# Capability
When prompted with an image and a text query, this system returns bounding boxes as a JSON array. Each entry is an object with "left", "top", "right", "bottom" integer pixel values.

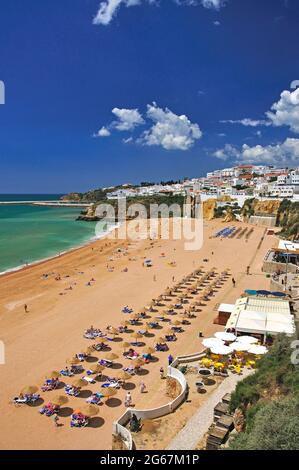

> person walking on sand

[
  {"left": 246, "top": 266, "right": 250, "bottom": 275},
  {"left": 140, "top": 382, "right": 146, "bottom": 394},
  {"left": 24, "top": 304, "right": 29, "bottom": 313},
  {"left": 232, "top": 277, "right": 236, "bottom": 288},
  {"left": 52, "top": 414, "right": 59, "bottom": 427},
  {"left": 125, "top": 391, "right": 132, "bottom": 407},
  {"left": 168, "top": 354, "right": 174, "bottom": 365},
  {"left": 160, "top": 367, "right": 164, "bottom": 379}
]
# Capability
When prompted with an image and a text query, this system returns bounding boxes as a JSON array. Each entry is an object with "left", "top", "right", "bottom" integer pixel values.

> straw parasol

[
  {"left": 107, "top": 327, "right": 119, "bottom": 336},
  {"left": 172, "top": 320, "right": 181, "bottom": 326},
  {"left": 72, "top": 378, "right": 88, "bottom": 388},
  {"left": 143, "top": 346, "right": 155, "bottom": 355},
  {"left": 131, "top": 332, "right": 143, "bottom": 340},
  {"left": 101, "top": 388, "right": 117, "bottom": 399},
  {"left": 21, "top": 385, "right": 38, "bottom": 395},
  {"left": 120, "top": 320, "right": 130, "bottom": 327},
  {"left": 131, "top": 358, "right": 144, "bottom": 367},
  {"left": 165, "top": 328, "right": 174, "bottom": 335},
  {"left": 67, "top": 357, "right": 81, "bottom": 365},
  {"left": 214, "top": 332, "right": 236, "bottom": 342},
  {"left": 105, "top": 352, "right": 119, "bottom": 361},
  {"left": 156, "top": 337, "right": 165, "bottom": 344},
  {"left": 81, "top": 404, "right": 100, "bottom": 417},
  {"left": 122, "top": 342, "right": 131, "bottom": 350},
  {"left": 89, "top": 364, "right": 105, "bottom": 374},
  {"left": 129, "top": 313, "right": 140, "bottom": 320},
  {"left": 85, "top": 346, "right": 95, "bottom": 355},
  {"left": 51, "top": 395, "right": 69, "bottom": 407},
  {"left": 46, "top": 371, "right": 61, "bottom": 379},
  {"left": 116, "top": 371, "right": 132, "bottom": 381}
]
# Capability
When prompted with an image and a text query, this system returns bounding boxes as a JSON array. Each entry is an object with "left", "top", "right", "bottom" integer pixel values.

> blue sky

[{"left": 0, "top": 0, "right": 299, "bottom": 193}]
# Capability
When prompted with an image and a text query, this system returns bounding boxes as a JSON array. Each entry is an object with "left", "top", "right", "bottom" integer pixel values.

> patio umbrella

[
  {"left": 81, "top": 404, "right": 99, "bottom": 418},
  {"left": 165, "top": 328, "right": 174, "bottom": 335},
  {"left": 122, "top": 342, "right": 131, "bottom": 349},
  {"left": 105, "top": 352, "right": 119, "bottom": 361},
  {"left": 131, "top": 332, "right": 143, "bottom": 340},
  {"left": 131, "top": 358, "right": 144, "bottom": 367},
  {"left": 46, "top": 371, "right": 61, "bottom": 379},
  {"left": 236, "top": 336, "right": 259, "bottom": 345},
  {"left": 230, "top": 342, "right": 250, "bottom": 352},
  {"left": 72, "top": 378, "right": 88, "bottom": 388},
  {"left": 51, "top": 395, "right": 69, "bottom": 407},
  {"left": 85, "top": 346, "right": 95, "bottom": 355},
  {"left": 172, "top": 320, "right": 181, "bottom": 326},
  {"left": 248, "top": 345, "right": 268, "bottom": 355},
  {"left": 202, "top": 338, "right": 224, "bottom": 349},
  {"left": 210, "top": 344, "right": 233, "bottom": 355},
  {"left": 107, "top": 327, "right": 119, "bottom": 336},
  {"left": 120, "top": 320, "right": 130, "bottom": 327},
  {"left": 143, "top": 346, "right": 155, "bottom": 355},
  {"left": 67, "top": 357, "right": 81, "bottom": 365},
  {"left": 21, "top": 385, "right": 38, "bottom": 395},
  {"left": 214, "top": 332, "right": 236, "bottom": 342},
  {"left": 156, "top": 337, "right": 165, "bottom": 344},
  {"left": 116, "top": 371, "right": 132, "bottom": 381},
  {"left": 101, "top": 388, "right": 117, "bottom": 398},
  {"left": 129, "top": 313, "right": 140, "bottom": 320},
  {"left": 89, "top": 364, "right": 105, "bottom": 374}
]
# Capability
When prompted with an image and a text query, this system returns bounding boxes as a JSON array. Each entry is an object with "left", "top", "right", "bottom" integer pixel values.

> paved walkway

[{"left": 166, "top": 370, "right": 253, "bottom": 450}]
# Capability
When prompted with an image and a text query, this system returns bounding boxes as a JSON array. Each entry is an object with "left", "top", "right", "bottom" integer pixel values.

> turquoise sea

[{"left": 0, "top": 195, "right": 105, "bottom": 273}]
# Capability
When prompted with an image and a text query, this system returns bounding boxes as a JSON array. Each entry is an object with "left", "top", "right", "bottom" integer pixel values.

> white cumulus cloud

[
  {"left": 140, "top": 102, "right": 202, "bottom": 150},
  {"left": 221, "top": 118, "right": 270, "bottom": 127},
  {"left": 111, "top": 107, "right": 144, "bottom": 131},
  {"left": 93, "top": 0, "right": 228, "bottom": 26},
  {"left": 266, "top": 87, "right": 299, "bottom": 134},
  {"left": 213, "top": 138, "right": 299, "bottom": 166},
  {"left": 94, "top": 126, "right": 111, "bottom": 137}
]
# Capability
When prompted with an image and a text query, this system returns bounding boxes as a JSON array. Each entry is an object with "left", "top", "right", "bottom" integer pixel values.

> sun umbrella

[
  {"left": 51, "top": 395, "right": 69, "bottom": 407},
  {"left": 107, "top": 327, "right": 119, "bottom": 335},
  {"left": 156, "top": 337, "right": 165, "bottom": 344},
  {"left": 81, "top": 404, "right": 99, "bottom": 417},
  {"left": 214, "top": 332, "right": 236, "bottom": 342},
  {"left": 131, "top": 332, "right": 143, "bottom": 340},
  {"left": 89, "top": 364, "right": 105, "bottom": 374},
  {"left": 165, "top": 328, "right": 175, "bottom": 335},
  {"left": 230, "top": 342, "right": 250, "bottom": 352},
  {"left": 129, "top": 313, "right": 140, "bottom": 320},
  {"left": 72, "top": 378, "right": 88, "bottom": 388},
  {"left": 210, "top": 344, "right": 233, "bottom": 355},
  {"left": 131, "top": 358, "right": 144, "bottom": 367},
  {"left": 116, "top": 371, "right": 132, "bottom": 381},
  {"left": 67, "top": 357, "right": 81, "bottom": 365},
  {"left": 202, "top": 338, "right": 224, "bottom": 349},
  {"left": 105, "top": 352, "right": 119, "bottom": 361},
  {"left": 101, "top": 388, "right": 117, "bottom": 398},
  {"left": 172, "top": 320, "right": 181, "bottom": 326},
  {"left": 21, "top": 385, "right": 38, "bottom": 395},
  {"left": 120, "top": 320, "right": 130, "bottom": 327},
  {"left": 85, "top": 346, "right": 95, "bottom": 355},
  {"left": 248, "top": 345, "right": 268, "bottom": 355},
  {"left": 122, "top": 342, "right": 131, "bottom": 349},
  {"left": 236, "top": 336, "right": 259, "bottom": 345},
  {"left": 143, "top": 346, "right": 155, "bottom": 355},
  {"left": 46, "top": 371, "right": 61, "bottom": 379}
]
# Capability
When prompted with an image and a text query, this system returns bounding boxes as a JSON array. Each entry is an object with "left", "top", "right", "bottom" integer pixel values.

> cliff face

[
  {"left": 253, "top": 200, "right": 281, "bottom": 216},
  {"left": 61, "top": 192, "right": 82, "bottom": 202},
  {"left": 203, "top": 199, "right": 217, "bottom": 220}
]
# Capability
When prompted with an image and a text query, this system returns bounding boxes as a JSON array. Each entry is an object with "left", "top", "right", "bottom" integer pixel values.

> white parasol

[{"left": 214, "top": 332, "right": 236, "bottom": 342}]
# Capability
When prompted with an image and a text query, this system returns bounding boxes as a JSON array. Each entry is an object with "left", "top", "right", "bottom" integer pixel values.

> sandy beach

[{"left": 0, "top": 219, "right": 276, "bottom": 450}]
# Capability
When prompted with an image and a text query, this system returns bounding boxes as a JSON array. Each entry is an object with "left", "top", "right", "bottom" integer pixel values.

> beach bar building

[{"left": 225, "top": 297, "right": 295, "bottom": 342}]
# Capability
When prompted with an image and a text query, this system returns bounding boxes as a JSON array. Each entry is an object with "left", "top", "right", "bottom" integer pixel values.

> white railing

[{"left": 112, "top": 349, "right": 206, "bottom": 450}]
